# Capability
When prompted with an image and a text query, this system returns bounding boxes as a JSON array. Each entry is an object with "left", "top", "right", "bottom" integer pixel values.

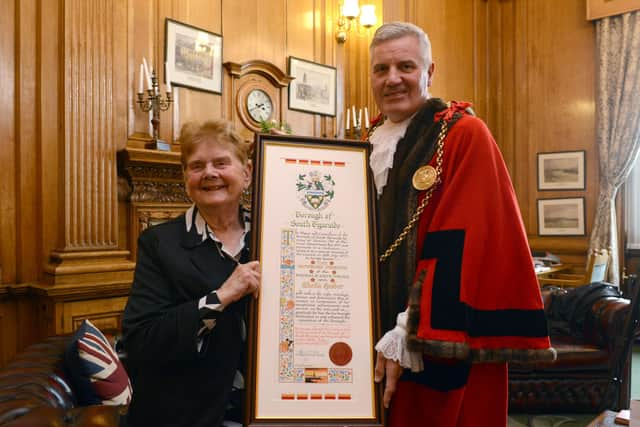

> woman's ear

[
  {"left": 244, "top": 159, "right": 253, "bottom": 186},
  {"left": 183, "top": 171, "right": 191, "bottom": 198}
]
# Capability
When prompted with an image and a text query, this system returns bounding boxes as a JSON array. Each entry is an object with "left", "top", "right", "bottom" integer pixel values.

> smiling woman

[
  {"left": 121, "top": 119, "right": 260, "bottom": 427},
  {"left": 181, "top": 121, "right": 252, "bottom": 236}
]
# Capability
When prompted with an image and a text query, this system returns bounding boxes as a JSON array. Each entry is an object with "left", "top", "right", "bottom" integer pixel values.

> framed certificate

[{"left": 247, "top": 134, "right": 382, "bottom": 427}]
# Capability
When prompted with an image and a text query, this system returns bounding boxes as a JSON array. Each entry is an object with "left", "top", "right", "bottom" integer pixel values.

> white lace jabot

[
  {"left": 374, "top": 309, "right": 423, "bottom": 372},
  {"left": 369, "top": 116, "right": 413, "bottom": 197}
]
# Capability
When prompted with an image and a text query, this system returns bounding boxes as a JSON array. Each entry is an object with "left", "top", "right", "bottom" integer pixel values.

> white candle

[
  {"left": 142, "top": 57, "right": 152, "bottom": 90},
  {"left": 346, "top": 108, "right": 350, "bottom": 130},
  {"left": 358, "top": 109, "right": 363, "bottom": 128},
  {"left": 351, "top": 105, "right": 357, "bottom": 127},
  {"left": 138, "top": 64, "right": 143, "bottom": 93},
  {"left": 364, "top": 107, "right": 369, "bottom": 129},
  {"left": 165, "top": 62, "right": 172, "bottom": 93}
]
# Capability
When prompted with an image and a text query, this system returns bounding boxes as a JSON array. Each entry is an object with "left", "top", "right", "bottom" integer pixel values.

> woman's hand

[{"left": 216, "top": 261, "right": 261, "bottom": 305}]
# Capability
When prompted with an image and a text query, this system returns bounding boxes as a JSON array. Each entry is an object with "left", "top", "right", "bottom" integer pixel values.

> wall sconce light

[{"left": 335, "top": 1, "right": 377, "bottom": 44}]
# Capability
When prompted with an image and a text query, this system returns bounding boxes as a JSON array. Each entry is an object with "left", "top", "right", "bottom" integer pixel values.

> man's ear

[{"left": 427, "top": 62, "right": 435, "bottom": 87}]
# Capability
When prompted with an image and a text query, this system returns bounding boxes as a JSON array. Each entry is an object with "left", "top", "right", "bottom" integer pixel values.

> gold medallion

[{"left": 412, "top": 165, "right": 437, "bottom": 190}]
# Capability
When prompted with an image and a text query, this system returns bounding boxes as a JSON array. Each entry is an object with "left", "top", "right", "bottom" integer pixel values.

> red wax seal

[{"left": 329, "top": 342, "right": 352, "bottom": 366}]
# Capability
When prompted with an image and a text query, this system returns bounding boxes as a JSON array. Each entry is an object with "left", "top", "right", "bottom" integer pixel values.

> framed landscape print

[
  {"left": 537, "top": 197, "right": 586, "bottom": 236},
  {"left": 246, "top": 134, "right": 382, "bottom": 427},
  {"left": 165, "top": 18, "right": 222, "bottom": 94},
  {"left": 288, "top": 57, "right": 337, "bottom": 117},
  {"left": 537, "top": 150, "right": 586, "bottom": 191}
]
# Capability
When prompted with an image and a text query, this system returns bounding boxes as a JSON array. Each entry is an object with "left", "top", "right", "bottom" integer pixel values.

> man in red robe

[{"left": 368, "top": 22, "right": 555, "bottom": 426}]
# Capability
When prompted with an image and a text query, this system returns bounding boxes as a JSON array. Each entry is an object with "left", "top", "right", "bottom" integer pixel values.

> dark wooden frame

[
  {"left": 536, "top": 150, "right": 586, "bottom": 191},
  {"left": 537, "top": 197, "right": 586, "bottom": 236},
  {"left": 246, "top": 134, "right": 382, "bottom": 427},
  {"left": 288, "top": 56, "right": 337, "bottom": 117},
  {"left": 164, "top": 18, "right": 223, "bottom": 94}
]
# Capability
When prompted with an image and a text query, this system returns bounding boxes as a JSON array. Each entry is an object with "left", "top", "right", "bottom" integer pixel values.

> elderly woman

[{"left": 121, "top": 120, "right": 260, "bottom": 427}]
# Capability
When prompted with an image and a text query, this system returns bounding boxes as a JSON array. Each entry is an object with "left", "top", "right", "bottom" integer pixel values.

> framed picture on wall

[
  {"left": 537, "top": 197, "right": 586, "bottom": 236},
  {"left": 537, "top": 150, "right": 586, "bottom": 191},
  {"left": 288, "top": 57, "right": 337, "bottom": 117},
  {"left": 165, "top": 18, "right": 223, "bottom": 94}
]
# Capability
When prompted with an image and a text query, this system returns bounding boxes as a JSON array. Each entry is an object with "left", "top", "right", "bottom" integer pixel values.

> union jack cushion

[{"left": 63, "top": 319, "right": 132, "bottom": 405}]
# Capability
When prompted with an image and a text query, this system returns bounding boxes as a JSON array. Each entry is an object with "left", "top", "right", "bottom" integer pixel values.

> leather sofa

[
  {"left": 509, "top": 279, "right": 639, "bottom": 413},
  {"left": 0, "top": 335, "right": 126, "bottom": 426}
]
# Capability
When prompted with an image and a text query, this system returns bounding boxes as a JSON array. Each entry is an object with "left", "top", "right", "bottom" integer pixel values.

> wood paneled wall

[
  {"left": 0, "top": 0, "right": 601, "bottom": 365},
  {"left": 0, "top": 0, "right": 345, "bottom": 365},
  {"left": 381, "top": 0, "right": 597, "bottom": 265},
  {"left": 1, "top": 0, "right": 343, "bottom": 285}
]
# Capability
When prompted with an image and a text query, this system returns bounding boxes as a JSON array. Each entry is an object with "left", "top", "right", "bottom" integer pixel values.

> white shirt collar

[
  {"left": 369, "top": 115, "right": 414, "bottom": 197},
  {"left": 185, "top": 204, "right": 250, "bottom": 258}
]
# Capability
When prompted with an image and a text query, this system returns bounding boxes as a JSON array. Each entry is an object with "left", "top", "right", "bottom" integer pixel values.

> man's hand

[
  {"left": 374, "top": 351, "right": 403, "bottom": 408},
  {"left": 216, "top": 261, "right": 261, "bottom": 305}
]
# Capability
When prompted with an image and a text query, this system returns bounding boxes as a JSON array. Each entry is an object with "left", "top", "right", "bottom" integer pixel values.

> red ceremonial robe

[
  {"left": 374, "top": 101, "right": 555, "bottom": 427},
  {"left": 406, "top": 104, "right": 553, "bottom": 361}
]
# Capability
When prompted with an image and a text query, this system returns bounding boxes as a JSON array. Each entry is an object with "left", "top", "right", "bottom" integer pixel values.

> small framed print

[
  {"left": 537, "top": 150, "right": 586, "bottom": 191},
  {"left": 165, "top": 18, "right": 222, "bottom": 94},
  {"left": 288, "top": 57, "right": 337, "bottom": 117},
  {"left": 537, "top": 197, "right": 586, "bottom": 236}
]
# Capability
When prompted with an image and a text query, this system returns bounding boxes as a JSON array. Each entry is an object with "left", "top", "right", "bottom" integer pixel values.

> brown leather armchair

[{"left": 509, "top": 276, "right": 639, "bottom": 413}]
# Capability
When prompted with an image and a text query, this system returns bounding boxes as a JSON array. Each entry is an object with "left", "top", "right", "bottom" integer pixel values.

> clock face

[{"left": 247, "top": 89, "right": 273, "bottom": 122}]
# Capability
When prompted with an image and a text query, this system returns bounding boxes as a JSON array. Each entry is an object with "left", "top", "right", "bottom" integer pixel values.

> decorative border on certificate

[{"left": 247, "top": 135, "right": 382, "bottom": 426}]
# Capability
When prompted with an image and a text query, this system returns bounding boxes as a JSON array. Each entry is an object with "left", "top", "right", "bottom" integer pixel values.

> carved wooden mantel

[
  {"left": 118, "top": 147, "right": 191, "bottom": 261},
  {"left": 118, "top": 147, "right": 190, "bottom": 204}
]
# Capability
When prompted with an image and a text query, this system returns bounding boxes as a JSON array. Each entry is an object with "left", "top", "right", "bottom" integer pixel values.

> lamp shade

[
  {"left": 359, "top": 4, "right": 377, "bottom": 28},
  {"left": 342, "top": 0, "right": 359, "bottom": 19}
]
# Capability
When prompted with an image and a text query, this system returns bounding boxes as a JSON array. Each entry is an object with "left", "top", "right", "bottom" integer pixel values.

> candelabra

[
  {"left": 345, "top": 126, "right": 362, "bottom": 140},
  {"left": 137, "top": 69, "right": 173, "bottom": 151}
]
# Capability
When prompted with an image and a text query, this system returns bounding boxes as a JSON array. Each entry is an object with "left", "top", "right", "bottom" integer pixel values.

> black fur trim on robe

[{"left": 376, "top": 98, "right": 464, "bottom": 334}]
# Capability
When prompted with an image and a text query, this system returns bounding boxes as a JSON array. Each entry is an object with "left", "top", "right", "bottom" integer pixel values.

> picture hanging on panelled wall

[
  {"left": 288, "top": 56, "right": 336, "bottom": 117},
  {"left": 165, "top": 18, "right": 222, "bottom": 94}
]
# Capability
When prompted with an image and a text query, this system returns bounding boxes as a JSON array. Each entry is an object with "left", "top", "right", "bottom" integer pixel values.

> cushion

[{"left": 63, "top": 319, "right": 132, "bottom": 406}]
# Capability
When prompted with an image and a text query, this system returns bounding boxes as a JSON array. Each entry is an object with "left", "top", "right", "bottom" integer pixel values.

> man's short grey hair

[{"left": 370, "top": 22, "right": 432, "bottom": 69}]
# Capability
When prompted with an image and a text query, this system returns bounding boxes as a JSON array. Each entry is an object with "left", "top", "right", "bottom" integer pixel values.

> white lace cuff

[{"left": 374, "top": 311, "right": 423, "bottom": 372}]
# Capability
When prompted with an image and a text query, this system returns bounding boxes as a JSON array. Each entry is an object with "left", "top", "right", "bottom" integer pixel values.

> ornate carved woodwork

[
  {"left": 117, "top": 147, "right": 190, "bottom": 203},
  {"left": 117, "top": 147, "right": 191, "bottom": 261}
]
